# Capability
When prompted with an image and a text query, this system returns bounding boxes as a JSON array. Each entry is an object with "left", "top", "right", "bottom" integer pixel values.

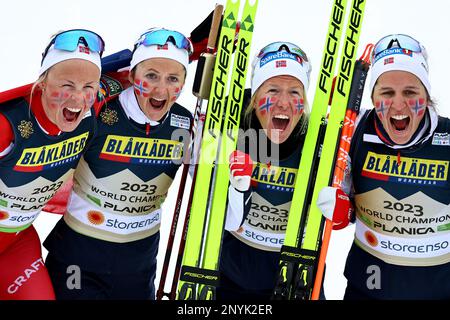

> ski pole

[
  {"left": 156, "top": 3, "right": 223, "bottom": 300},
  {"left": 311, "top": 43, "right": 373, "bottom": 300}
]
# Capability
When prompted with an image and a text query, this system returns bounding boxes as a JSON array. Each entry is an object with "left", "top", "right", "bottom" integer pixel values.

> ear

[
  {"left": 128, "top": 70, "right": 135, "bottom": 85},
  {"left": 426, "top": 94, "right": 432, "bottom": 107}
]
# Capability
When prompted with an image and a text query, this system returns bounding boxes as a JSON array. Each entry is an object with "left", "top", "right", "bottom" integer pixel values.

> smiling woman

[
  {"left": 3, "top": 0, "right": 450, "bottom": 302},
  {"left": 130, "top": 56, "right": 186, "bottom": 122},
  {"left": 39, "top": 60, "right": 100, "bottom": 132},
  {"left": 369, "top": 34, "right": 433, "bottom": 147},
  {"left": 372, "top": 71, "right": 429, "bottom": 145},
  {"left": 0, "top": 28, "right": 103, "bottom": 300},
  {"left": 217, "top": 41, "right": 315, "bottom": 300},
  {"left": 317, "top": 34, "right": 450, "bottom": 300},
  {"left": 42, "top": 27, "right": 195, "bottom": 300}
]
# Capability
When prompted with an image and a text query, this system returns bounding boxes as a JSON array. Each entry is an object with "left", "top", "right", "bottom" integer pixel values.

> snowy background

[{"left": 1, "top": 0, "right": 450, "bottom": 300}]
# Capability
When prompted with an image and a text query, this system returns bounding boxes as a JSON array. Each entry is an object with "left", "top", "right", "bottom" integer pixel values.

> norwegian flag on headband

[
  {"left": 276, "top": 60, "right": 287, "bottom": 68},
  {"left": 157, "top": 44, "right": 169, "bottom": 50},
  {"left": 79, "top": 45, "right": 90, "bottom": 54},
  {"left": 384, "top": 57, "right": 394, "bottom": 65}
]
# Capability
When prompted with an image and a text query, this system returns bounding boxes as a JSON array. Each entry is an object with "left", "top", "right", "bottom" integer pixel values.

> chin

[
  {"left": 388, "top": 132, "right": 412, "bottom": 145},
  {"left": 386, "top": 127, "right": 412, "bottom": 145},
  {"left": 58, "top": 120, "right": 80, "bottom": 133},
  {"left": 148, "top": 109, "right": 168, "bottom": 122}
]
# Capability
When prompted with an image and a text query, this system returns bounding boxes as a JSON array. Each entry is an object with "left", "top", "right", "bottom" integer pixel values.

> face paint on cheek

[
  {"left": 84, "top": 92, "right": 95, "bottom": 107},
  {"left": 171, "top": 87, "right": 182, "bottom": 102},
  {"left": 49, "top": 91, "right": 70, "bottom": 109},
  {"left": 133, "top": 79, "right": 150, "bottom": 98},
  {"left": 408, "top": 98, "right": 426, "bottom": 116},
  {"left": 375, "top": 99, "right": 391, "bottom": 119},
  {"left": 258, "top": 96, "right": 277, "bottom": 114},
  {"left": 293, "top": 98, "right": 304, "bottom": 115}
]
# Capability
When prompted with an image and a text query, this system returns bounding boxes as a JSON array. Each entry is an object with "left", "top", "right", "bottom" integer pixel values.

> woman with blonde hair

[
  {"left": 44, "top": 28, "right": 195, "bottom": 300},
  {"left": 0, "top": 29, "right": 104, "bottom": 299},
  {"left": 218, "top": 41, "right": 312, "bottom": 299}
]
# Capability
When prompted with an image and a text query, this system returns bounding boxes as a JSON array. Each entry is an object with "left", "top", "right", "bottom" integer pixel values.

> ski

[
  {"left": 311, "top": 43, "right": 373, "bottom": 299},
  {"left": 198, "top": 0, "right": 258, "bottom": 300},
  {"left": 272, "top": 0, "right": 367, "bottom": 300},
  {"left": 176, "top": 0, "right": 240, "bottom": 300},
  {"left": 156, "top": 4, "right": 224, "bottom": 301},
  {"left": 177, "top": 0, "right": 258, "bottom": 300}
]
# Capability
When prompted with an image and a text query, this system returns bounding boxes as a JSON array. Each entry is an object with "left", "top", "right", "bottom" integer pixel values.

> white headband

[
  {"left": 39, "top": 44, "right": 101, "bottom": 76},
  {"left": 251, "top": 50, "right": 311, "bottom": 95},
  {"left": 369, "top": 48, "right": 431, "bottom": 96}
]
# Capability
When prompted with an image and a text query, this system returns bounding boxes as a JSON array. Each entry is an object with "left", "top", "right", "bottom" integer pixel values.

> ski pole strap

[
  {"left": 347, "top": 59, "right": 370, "bottom": 113},
  {"left": 179, "top": 266, "right": 221, "bottom": 287},
  {"left": 279, "top": 246, "right": 318, "bottom": 265}
]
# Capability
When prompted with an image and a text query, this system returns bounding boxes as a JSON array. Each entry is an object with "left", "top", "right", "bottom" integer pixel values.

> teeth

[
  {"left": 391, "top": 115, "right": 408, "bottom": 120},
  {"left": 274, "top": 114, "right": 289, "bottom": 120},
  {"left": 67, "top": 107, "right": 81, "bottom": 113},
  {"left": 152, "top": 98, "right": 165, "bottom": 102}
]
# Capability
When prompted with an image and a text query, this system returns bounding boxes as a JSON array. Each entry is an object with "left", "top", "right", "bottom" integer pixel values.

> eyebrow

[
  {"left": 378, "top": 85, "right": 420, "bottom": 90},
  {"left": 266, "top": 84, "right": 302, "bottom": 90},
  {"left": 63, "top": 80, "right": 97, "bottom": 85},
  {"left": 145, "top": 68, "right": 159, "bottom": 74},
  {"left": 144, "top": 68, "right": 182, "bottom": 76},
  {"left": 404, "top": 85, "right": 420, "bottom": 90}
]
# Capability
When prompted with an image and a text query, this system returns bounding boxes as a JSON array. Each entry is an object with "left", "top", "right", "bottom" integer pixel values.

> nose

[
  {"left": 151, "top": 79, "right": 169, "bottom": 94},
  {"left": 275, "top": 91, "right": 290, "bottom": 110},
  {"left": 389, "top": 96, "right": 408, "bottom": 112},
  {"left": 70, "top": 90, "right": 85, "bottom": 103}
]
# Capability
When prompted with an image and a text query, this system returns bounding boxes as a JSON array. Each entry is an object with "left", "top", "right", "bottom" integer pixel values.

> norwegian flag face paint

[
  {"left": 375, "top": 99, "right": 391, "bottom": 119},
  {"left": 49, "top": 91, "right": 71, "bottom": 109},
  {"left": 171, "top": 86, "right": 182, "bottom": 102},
  {"left": 134, "top": 79, "right": 150, "bottom": 98},
  {"left": 408, "top": 98, "right": 426, "bottom": 116},
  {"left": 49, "top": 90, "right": 95, "bottom": 109},
  {"left": 130, "top": 57, "right": 187, "bottom": 123},
  {"left": 293, "top": 98, "right": 304, "bottom": 115},
  {"left": 84, "top": 92, "right": 95, "bottom": 107},
  {"left": 39, "top": 58, "right": 101, "bottom": 133},
  {"left": 258, "top": 96, "right": 277, "bottom": 114}
]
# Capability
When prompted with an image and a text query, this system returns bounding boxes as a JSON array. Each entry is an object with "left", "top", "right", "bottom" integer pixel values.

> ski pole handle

[
  {"left": 207, "top": 4, "right": 224, "bottom": 51},
  {"left": 193, "top": 4, "right": 224, "bottom": 99}
]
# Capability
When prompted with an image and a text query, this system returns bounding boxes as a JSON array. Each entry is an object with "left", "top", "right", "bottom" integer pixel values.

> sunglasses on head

[
  {"left": 371, "top": 34, "right": 427, "bottom": 63},
  {"left": 133, "top": 28, "right": 193, "bottom": 55},
  {"left": 257, "top": 41, "right": 309, "bottom": 63},
  {"left": 41, "top": 29, "right": 105, "bottom": 65}
]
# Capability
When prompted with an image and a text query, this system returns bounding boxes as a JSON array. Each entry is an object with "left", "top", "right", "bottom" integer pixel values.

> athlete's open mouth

[
  {"left": 150, "top": 98, "right": 166, "bottom": 110},
  {"left": 390, "top": 115, "right": 410, "bottom": 131},
  {"left": 272, "top": 114, "right": 290, "bottom": 131},
  {"left": 63, "top": 107, "right": 82, "bottom": 122}
]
